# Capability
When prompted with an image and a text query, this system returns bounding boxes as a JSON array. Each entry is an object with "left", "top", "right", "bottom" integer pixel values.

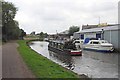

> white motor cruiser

[{"left": 83, "top": 40, "right": 114, "bottom": 52}]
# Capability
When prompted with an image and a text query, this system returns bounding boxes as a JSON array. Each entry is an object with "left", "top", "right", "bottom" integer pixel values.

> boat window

[
  {"left": 90, "top": 42, "right": 92, "bottom": 44},
  {"left": 81, "top": 41, "right": 83, "bottom": 43},
  {"left": 93, "top": 42, "right": 100, "bottom": 44},
  {"left": 101, "top": 41, "right": 105, "bottom": 43},
  {"left": 101, "top": 41, "right": 108, "bottom": 43},
  {"left": 75, "top": 41, "right": 80, "bottom": 43}
]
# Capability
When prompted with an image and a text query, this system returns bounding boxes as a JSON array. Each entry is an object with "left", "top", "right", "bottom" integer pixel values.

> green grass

[{"left": 17, "top": 40, "right": 79, "bottom": 78}]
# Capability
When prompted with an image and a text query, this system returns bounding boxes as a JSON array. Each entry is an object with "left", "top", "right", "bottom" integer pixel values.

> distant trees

[
  {"left": 2, "top": 1, "right": 26, "bottom": 41},
  {"left": 38, "top": 32, "right": 48, "bottom": 41},
  {"left": 68, "top": 26, "right": 79, "bottom": 36},
  {"left": 44, "top": 33, "right": 48, "bottom": 38},
  {"left": 30, "top": 31, "right": 35, "bottom": 35},
  {"left": 19, "top": 29, "right": 26, "bottom": 39}
]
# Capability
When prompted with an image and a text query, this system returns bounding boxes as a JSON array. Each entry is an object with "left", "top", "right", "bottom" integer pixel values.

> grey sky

[{"left": 5, "top": 0, "right": 119, "bottom": 34}]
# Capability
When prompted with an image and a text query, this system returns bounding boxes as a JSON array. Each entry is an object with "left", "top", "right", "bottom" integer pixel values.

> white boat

[
  {"left": 73, "top": 39, "right": 84, "bottom": 48},
  {"left": 83, "top": 40, "right": 114, "bottom": 52}
]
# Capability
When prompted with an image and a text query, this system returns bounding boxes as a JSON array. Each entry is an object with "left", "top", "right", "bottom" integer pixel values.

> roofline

[{"left": 75, "top": 25, "right": 119, "bottom": 34}]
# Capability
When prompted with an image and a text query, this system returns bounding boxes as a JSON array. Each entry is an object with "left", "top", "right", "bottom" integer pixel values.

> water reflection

[
  {"left": 29, "top": 41, "right": 118, "bottom": 78},
  {"left": 49, "top": 51, "right": 75, "bottom": 70}
]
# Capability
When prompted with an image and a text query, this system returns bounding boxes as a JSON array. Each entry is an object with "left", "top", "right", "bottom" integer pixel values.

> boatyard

[
  {"left": 29, "top": 41, "right": 119, "bottom": 78},
  {"left": 2, "top": 0, "right": 119, "bottom": 79}
]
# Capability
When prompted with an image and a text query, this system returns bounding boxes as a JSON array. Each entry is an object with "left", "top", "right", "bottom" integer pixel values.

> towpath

[{"left": 2, "top": 41, "right": 35, "bottom": 78}]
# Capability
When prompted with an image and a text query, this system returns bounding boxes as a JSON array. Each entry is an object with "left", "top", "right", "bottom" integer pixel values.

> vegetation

[
  {"left": 24, "top": 35, "right": 39, "bottom": 41},
  {"left": 24, "top": 35, "right": 39, "bottom": 38},
  {"left": 19, "top": 29, "right": 26, "bottom": 39},
  {"left": 2, "top": 1, "right": 26, "bottom": 42},
  {"left": 37, "top": 32, "right": 48, "bottom": 41},
  {"left": 17, "top": 40, "right": 79, "bottom": 78},
  {"left": 68, "top": 26, "right": 79, "bottom": 36},
  {"left": 30, "top": 31, "right": 36, "bottom": 35}
]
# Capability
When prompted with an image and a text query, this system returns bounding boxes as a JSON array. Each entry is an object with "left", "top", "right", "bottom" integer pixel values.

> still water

[{"left": 29, "top": 41, "right": 118, "bottom": 78}]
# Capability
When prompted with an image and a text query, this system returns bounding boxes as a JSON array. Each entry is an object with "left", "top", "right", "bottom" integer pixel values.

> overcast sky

[{"left": 5, "top": 0, "right": 119, "bottom": 34}]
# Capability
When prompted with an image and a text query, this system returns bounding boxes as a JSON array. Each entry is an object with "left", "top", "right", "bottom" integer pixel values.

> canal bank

[
  {"left": 17, "top": 40, "right": 89, "bottom": 78},
  {"left": 29, "top": 41, "right": 118, "bottom": 78}
]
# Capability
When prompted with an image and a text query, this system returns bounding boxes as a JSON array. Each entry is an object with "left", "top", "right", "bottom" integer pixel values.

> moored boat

[
  {"left": 83, "top": 39, "right": 114, "bottom": 52},
  {"left": 48, "top": 40, "right": 82, "bottom": 56},
  {"left": 73, "top": 39, "right": 84, "bottom": 48}
]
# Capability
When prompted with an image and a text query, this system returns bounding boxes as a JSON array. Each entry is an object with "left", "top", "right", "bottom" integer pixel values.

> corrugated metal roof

[{"left": 75, "top": 25, "right": 119, "bottom": 33}]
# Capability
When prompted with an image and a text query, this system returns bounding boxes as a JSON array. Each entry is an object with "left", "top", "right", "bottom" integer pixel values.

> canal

[{"left": 29, "top": 41, "right": 118, "bottom": 78}]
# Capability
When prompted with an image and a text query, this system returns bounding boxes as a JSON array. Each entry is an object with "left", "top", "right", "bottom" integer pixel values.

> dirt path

[{"left": 2, "top": 41, "right": 35, "bottom": 78}]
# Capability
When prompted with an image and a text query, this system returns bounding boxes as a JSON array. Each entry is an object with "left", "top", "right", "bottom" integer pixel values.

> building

[
  {"left": 82, "top": 24, "right": 98, "bottom": 30},
  {"left": 58, "top": 30, "right": 69, "bottom": 39},
  {"left": 82, "top": 24, "right": 117, "bottom": 30},
  {"left": 118, "top": 1, "right": 120, "bottom": 51},
  {"left": 48, "top": 30, "right": 70, "bottom": 40},
  {"left": 73, "top": 25, "right": 120, "bottom": 51},
  {"left": 118, "top": 1, "right": 120, "bottom": 24}
]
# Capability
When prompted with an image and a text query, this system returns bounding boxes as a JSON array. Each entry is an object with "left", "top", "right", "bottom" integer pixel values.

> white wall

[{"left": 84, "top": 33, "right": 96, "bottom": 39}]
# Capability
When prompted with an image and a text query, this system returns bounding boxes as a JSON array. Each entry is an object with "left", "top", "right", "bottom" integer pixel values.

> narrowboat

[{"left": 48, "top": 40, "right": 82, "bottom": 56}]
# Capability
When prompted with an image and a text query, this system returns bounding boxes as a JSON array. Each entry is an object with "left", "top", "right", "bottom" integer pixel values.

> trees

[
  {"left": 6, "top": 20, "right": 21, "bottom": 40},
  {"left": 44, "top": 33, "right": 48, "bottom": 38},
  {"left": 30, "top": 31, "right": 35, "bottom": 35},
  {"left": 19, "top": 29, "right": 26, "bottom": 39},
  {"left": 2, "top": 1, "right": 26, "bottom": 41},
  {"left": 38, "top": 32, "right": 48, "bottom": 41},
  {"left": 68, "top": 26, "right": 79, "bottom": 37}
]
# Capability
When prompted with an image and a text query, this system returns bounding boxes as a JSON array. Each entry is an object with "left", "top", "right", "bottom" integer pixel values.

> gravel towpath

[{"left": 2, "top": 41, "right": 35, "bottom": 78}]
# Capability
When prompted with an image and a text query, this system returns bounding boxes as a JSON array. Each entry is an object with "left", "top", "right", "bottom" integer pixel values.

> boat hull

[
  {"left": 48, "top": 45, "right": 68, "bottom": 55},
  {"left": 83, "top": 46, "right": 114, "bottom": 52},
  {"left": 48, "top": 45, "right": 82, "bottom": 56}
]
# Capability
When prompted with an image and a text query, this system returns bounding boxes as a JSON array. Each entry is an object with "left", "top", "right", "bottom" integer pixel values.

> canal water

[{"left": 29, "top": 41, "right": 119, "bottom": 78}]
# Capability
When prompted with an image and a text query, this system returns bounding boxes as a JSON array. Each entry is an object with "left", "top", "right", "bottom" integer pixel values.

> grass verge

[{"left": 17, "top": 40, "right": 80, "bottom": 78}]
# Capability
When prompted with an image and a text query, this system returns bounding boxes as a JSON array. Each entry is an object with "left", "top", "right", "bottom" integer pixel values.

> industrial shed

[
  {"left": 118, "top": 1, "right": 120, "bottom": 52},
  {"left": 73, "top": 25, "right": 120, "bottom": 51}
]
